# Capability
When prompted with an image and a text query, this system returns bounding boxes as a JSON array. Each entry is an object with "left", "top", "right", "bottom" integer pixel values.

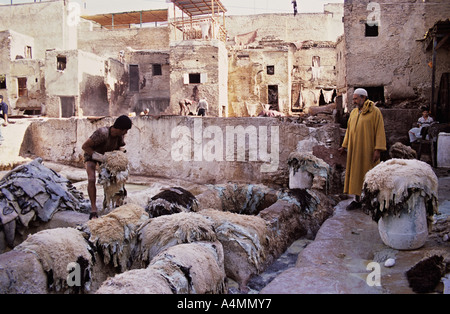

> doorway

[
  {"left": 18, "top": 77, "right": 27, "bottom": 97},
  {"left": 268, "top": 85, "right": 279, "bottom": 111},
  {"left": 60, "top": 96, "right": 75, "bottom": 118},
  {"left": 129, "top": 65, "right": 139, "bottom": 92}
]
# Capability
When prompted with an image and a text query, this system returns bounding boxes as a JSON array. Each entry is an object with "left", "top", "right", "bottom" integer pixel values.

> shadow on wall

[{"left": 80, "top": 74, "right": 109, "bottom": 116}]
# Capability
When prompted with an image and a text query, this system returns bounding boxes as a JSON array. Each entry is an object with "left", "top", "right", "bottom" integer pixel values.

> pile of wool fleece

[
  {"left": 79, "top": 203, "right": 149, "bottom": 271},
  {"left": 14, "top": 227, "right": 93, "bottom": 293},
  {"left": 199, "top": 209, "right": 272, "bottom": 288},
  {"left": 98, "top": 151, "right": 129, "bottom": 186},
  {"left": 134, "top": 212, "right": 217, "bottom": 267},
  {"left": 104, "top": 151, "right": 128, "bottom": 173},
  {"left": 96, "top": 267, "right": 173, "bottom": 294},
  {"left": 98, "top": 241, "right": 226, "bottom": 294},
  {"left": 149, "top": 242, "right": 226, "bottom": 294},
  {"left": 362, "top": 158, "right": 439, "bottom": 220},
  {"left": 389, "top": 142, "right": 417, "bottom": 160}
]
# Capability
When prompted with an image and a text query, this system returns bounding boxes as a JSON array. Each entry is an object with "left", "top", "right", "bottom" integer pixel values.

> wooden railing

[{"left": 171, "top": 16, "right": 227, "bottom": 42}]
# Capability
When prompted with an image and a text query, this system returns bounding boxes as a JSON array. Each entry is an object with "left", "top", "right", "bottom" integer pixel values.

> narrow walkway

[{"left": 261, "top": 175, "right": 450, "bottom": 294}]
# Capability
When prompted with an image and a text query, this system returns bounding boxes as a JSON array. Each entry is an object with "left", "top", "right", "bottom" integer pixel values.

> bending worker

[{"left": 82, "top": 115, "right": 132, "bottom": 219}]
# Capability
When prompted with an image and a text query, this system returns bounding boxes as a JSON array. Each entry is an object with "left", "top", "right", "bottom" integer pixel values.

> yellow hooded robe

[{"left": 342, "top": 100, "right": 386, "bottom": 196}]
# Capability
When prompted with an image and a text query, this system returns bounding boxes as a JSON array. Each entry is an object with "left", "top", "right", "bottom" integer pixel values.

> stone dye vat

[{"left": 0, "top": 153, "right": 336, "bottom": 294}]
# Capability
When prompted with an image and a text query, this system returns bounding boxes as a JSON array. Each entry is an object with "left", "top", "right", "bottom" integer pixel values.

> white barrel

[
  {"left": 437, "top": 132, "right": 450, "bottom": 168},
  {"left": 378, "top": 194, "right": 428, "bottom": 250},
  {"left": 289, "top": 168, "right": 313, "bottom": 189}
]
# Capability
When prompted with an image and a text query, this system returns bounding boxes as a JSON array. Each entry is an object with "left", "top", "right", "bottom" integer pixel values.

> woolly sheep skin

[
  {"left": 135, "top": 212, "right": 217, "bottom": 267},
  {"left": 362, "top": 158, "right": 439, "bottom": 218}
]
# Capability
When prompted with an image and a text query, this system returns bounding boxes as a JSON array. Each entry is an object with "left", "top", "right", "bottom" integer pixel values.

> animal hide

[
  {"left": 234, "top": 30, "right": 258, "bottom": 47},
  {"left": 145, "top": 187, "right": 198, "bottom": 218},
  {"left": 135, "top": 212, "right": 217, "bottom": 267},
  {"left": 389, "top": 142, "right": 417, "bottom": 160},
  {"left": 0, "top": 158, "right": 88, "bottom": 248},
  {"left": 79, "top": 203, "right": 149, "bottom": 271},
  {"left": 98, "top": 151, "right": 129, "bottom": 213},
  {"left": 362, "top": 159, "right": 439, "bottom": 222},
  {"left": 96, "top": 267, "right": 173, "bottom": 294},
  {"left": 288, "top": 152, "right": 330, "bottom": 190},
  {"left": 406, "top": 255, "right": 446, "bottom": 293},
  {"left": 199, "top": 209, "right": 272, "bottom": 290},
  {"left": 14, "top": 227, "right": 93, "bottom": 293},
  {"left": 149, "top": 242, "right": 226, "bottom": 294}
]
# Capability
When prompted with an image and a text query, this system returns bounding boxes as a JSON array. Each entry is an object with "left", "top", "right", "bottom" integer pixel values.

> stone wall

[
  {"left": 78, "top": 21, "right": 170, "bottom": 59},
  {"left": 0, "top": 0, "right": 76, "bottom": 59},
  {"left": 380, "top": 108, "right": 423, "bottom": 147},
  {"left": 342, "top": 0, "right": 450, "bottom": 106},
  {"left": 225, "top": 4, "right": 344, "bottom": 44},
  {"left": 19, "top": 116, "right": 344, "bottom": 188},
  {"left": 125, "top": 50, "right": 171, "bottom": 115},
  {"left": 169, "top": 40, "right": 228, "bottom": 117}
]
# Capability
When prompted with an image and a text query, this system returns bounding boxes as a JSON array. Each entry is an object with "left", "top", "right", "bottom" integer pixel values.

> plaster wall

[
  {"left": 0, "top": 30, "right": 42, "bottom": 112},
  {"left": 125, "top": 50, "right": 171, "bottom": 115},
  {"left": 44, "top": 49, "right": 109, "bottom": 117},
  {"left": 225, "top": 4, "right": 344, "bottom": 44},
  {"left": 227, "top": 47, "right": 292, "bottom": 117},
  {"left": 10, "top": 59, "right": 45, "bottom": 111},
  {"left": 343, "top": 0, "right": 450, "bottom": 106},
  {"left": 0, "top": 0, "right": 76, "bottom": 59},
  {"left": 169, "top": 40, "right": 228, "bottom": 117},
  {"left": 19, "top": 116, "right": 346, "bottom": 188},
  {"left": 77, "top": 20, "right": 170, "bottom": 59}
]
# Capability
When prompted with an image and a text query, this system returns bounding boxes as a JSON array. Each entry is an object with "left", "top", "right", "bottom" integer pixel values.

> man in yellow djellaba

[{"left": 339, "top": 88, "right": 386, "bottom": 211}]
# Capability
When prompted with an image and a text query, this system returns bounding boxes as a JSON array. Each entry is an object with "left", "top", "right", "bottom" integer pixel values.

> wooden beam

[
  {"left": 436, "top": 33, "right": 449, "bottom": 51},
  {"left": 431, "top": 36, "right": 438, "bottom": 108}
]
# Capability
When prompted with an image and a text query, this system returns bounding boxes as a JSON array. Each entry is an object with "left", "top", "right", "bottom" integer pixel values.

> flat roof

[
  {"left": 81, "top": 9, "right": 168, "bottom": 29},
  {"left": 170, "top": 0, "right": 226, "bottom": 17}
]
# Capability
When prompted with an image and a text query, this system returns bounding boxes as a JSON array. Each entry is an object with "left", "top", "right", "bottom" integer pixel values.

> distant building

[
  {"left": 337, "top": 0, "right": 450, "bottom": 116},
  {"left": 0, "top": 0, "right": 345, "bottom": 117}
]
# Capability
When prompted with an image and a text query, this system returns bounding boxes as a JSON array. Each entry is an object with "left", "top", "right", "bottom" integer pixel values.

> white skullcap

[{"left": 354, "top": 88, "right": 368, "bottom": 97}]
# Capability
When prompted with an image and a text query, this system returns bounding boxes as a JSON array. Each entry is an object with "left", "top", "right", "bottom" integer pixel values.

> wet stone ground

[{"left": 228, "top": 238, "right": 313, "bottom": 294}]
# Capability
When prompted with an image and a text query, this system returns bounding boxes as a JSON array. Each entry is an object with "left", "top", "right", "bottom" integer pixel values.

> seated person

[{"left": 409, "top": 108, "right": 434, "bottom": 143}]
